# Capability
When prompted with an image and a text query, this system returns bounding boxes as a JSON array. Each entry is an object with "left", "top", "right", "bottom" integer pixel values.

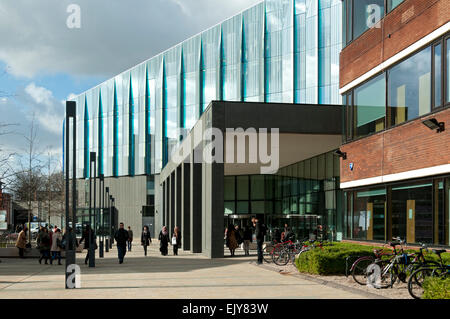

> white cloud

[
  {"left": 0, "top": 0, "right": 261, "bottom": 79},
  {"left": 25, "top": 82, "right": 53, "bottom": 106}
]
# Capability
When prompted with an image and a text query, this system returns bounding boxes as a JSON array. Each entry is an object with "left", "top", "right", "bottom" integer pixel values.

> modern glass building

[{"left": 65, "top": 0, "right": 344, "bottom": 244}]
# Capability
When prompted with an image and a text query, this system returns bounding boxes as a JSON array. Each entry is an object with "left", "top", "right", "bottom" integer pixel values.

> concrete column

[
  {"left": 170, "top": 172, "right": 175, "bottom": 234},
  {"left": 162, "top": 180, "right": 166, "bottom": 227},
  {"left": 190, "top": 152, "right": 202, "bottom": 253},
  {"left": 176, "top": 166, "right": 182, "bottom": 230},
  {"left": 182, "top": 162, "right": 190, "bottom": 250}
]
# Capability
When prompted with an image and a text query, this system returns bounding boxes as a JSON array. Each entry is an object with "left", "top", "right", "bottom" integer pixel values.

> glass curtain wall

[
  {"left": 224, "top": 151, "right": 342, "bottom": 241},
  {"left": 345, "top": 178, "right": 450, "bottom": 246},
  {"left": 70, "top": 0, "right": 345, "bottom": 178}
]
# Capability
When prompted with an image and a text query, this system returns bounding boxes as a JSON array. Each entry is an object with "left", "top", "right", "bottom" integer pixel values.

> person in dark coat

[
  {"left": 79, "top": 225, "right": 96, "bottom": 265},
  {"left": 158, "top": 226, "right": 169, "bottom": 256},
  {"left": 252, "top": 217, "right": 266, "bottom": 265},
  {"left": 171, "top": 226, "right": 181, "bottom": 256},
  {"left": 114, "top": 222, "right": 129, "bottom": 264},
  {"left": 37, "top": 227, "right": 51, "bottom": 264},
  {"left": 141, "top": 225, "right": 152, "bottom": 256}
]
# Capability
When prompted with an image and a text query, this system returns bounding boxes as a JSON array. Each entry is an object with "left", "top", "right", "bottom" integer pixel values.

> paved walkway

[{"left": 0, "top": 243, "right": 368, "bottom": 299}]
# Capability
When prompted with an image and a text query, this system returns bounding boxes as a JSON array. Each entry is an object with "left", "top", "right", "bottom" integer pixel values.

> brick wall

[
  {"left": 340, "top": 0, "right": 450, "bottom": 88},
  {"left": 340, "top": 107, "right": 450, "bottom": 183}
]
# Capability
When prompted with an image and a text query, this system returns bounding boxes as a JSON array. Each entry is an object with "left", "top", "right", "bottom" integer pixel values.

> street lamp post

[
  {"left": 88, "top": 152, "right": 96, "bottom": 267},
  {"left": 99, "top": 174, "right": 104, "bottom": 258},
  {"left": 105, "top": 187, "right": 109, "bottom": 252},
  {"left": 65, "top": 101, "right": 77, "bottom": 289},
  {"left": 110, "top": 195, "right": 115, "bottom": 248}
]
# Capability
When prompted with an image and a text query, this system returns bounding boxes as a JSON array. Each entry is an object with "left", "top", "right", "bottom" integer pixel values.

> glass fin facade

[{"left": 68, "top": 0, "right": 343, "bottom": 178}]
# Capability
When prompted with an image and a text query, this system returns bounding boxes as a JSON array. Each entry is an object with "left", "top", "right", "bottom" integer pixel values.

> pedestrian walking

[
  {"left": 127, "top": 226, "right": 133, "bottom": 252},
  {"left": 15, "top": 225, "right": 27, "bottom": 258},
  {"left": 243, "top": 226, "right": 252, "bottom": 256},
  {"left": 62, "top": 227, "right": 78, "bottom": 250},
  {"left": 158, "top": 226, "right": 169, "bottom": 256},
  {"left": 171, "top": 226, "right": 181, "bottom": 256},
  {"left": 252, "top": 217, "right": 266, "bottom": 264},
  {"left": 50, "top": 229, "right": 62, "bottom": 265},
  {"left": 141, "top": 226, "right": 152, "bottom": 256},
  {"left": 37, "top": 227, "right": 51, "bottom": 264},
  {"left": 79, "top": 225, "right": 97, "bottom": 265},
  {"left": 226, "top": 224, "right": 238, "bottom": 257},
  {"left": 114, "top": 222, "right": 129, "bottom": 264}
]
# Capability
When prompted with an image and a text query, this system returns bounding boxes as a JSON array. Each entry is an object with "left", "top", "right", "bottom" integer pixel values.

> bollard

[
  {"left": 105, "top": 238, "right": 109, "bottom": 252},
  {"left": 99, "top": 240, "right": 104, "bottom": 258}
]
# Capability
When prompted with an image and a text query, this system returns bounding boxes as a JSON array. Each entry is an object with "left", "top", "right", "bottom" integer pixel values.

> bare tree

[{"left": 9, "top": 115, "right": 44, "bottom": 242}]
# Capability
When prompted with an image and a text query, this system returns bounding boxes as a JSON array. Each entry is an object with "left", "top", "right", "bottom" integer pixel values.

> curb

[{"left": 252, "top": 262, "right": 389, "bottom": 300}]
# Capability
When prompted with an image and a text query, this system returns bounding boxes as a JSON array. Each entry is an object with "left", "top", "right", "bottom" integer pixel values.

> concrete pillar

[
  {"left": 170, "top": 172, "right": 175, "bottom": 234},
  {"left": 182, "top": 162, "right": 190, "bottom": 250},
  {"left": 190, "top": 152, "right": 202, "bottom": 253},
  {"left": 176, "top": 166, "right": 182, "bottom": 230}
]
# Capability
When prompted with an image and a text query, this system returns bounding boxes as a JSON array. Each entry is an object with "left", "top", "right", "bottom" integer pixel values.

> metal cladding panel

[{"left": 69, "top": 0, "right": 343, "bottom": 178}]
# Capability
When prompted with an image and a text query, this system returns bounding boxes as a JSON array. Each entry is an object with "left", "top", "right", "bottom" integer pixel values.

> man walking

[
  {"left": 252, "top": 217, "right": 266, "bottom": 265},
  {"left": 127, "top": 226, "right": 133, "bottom": 252},
  {"left": 114, "top": 223, "right": 129, "bottom": 264}
]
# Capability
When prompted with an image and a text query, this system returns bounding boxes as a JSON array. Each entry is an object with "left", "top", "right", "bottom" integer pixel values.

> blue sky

[{"left": 0, "top": 0, "right": 261, "bottom": 174}]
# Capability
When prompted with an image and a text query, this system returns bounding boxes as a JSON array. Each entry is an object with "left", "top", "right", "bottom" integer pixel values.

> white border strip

[
  {"left": 340, "top": 21, "right": 450, "bottom": 95},
  {"left": 340, "top": 164, "right": 450, "bottom": 189}
]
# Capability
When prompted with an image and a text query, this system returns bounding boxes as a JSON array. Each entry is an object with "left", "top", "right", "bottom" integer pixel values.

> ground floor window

[{"left": 344, "top": 177, "right": 450, "bottom": 246}]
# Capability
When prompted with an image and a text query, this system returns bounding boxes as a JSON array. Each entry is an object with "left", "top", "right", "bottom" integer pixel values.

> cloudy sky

[{"left": 0, "top": 0, "right": 261, "bottom": 171}]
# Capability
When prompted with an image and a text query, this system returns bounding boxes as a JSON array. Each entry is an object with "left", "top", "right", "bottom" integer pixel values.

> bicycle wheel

[
  {"left": 408, "top": 267, "right": 434, "bottom": 299},
  {"left": 263, "top": 246, "right": 273, "bottom": 263},
  {"left": 351, "top": 257, "right": 375, "bottom": 285},
  {"left": 273, "top": 249, "right": 290, "bottom": 266}
]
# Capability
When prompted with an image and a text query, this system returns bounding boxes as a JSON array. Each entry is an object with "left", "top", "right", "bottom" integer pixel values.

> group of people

[
  {"left": 225, "top": 217, "right": 266, "bottom": 264},
  {"left": 157, "top": 226, "right": 181, "bottom": 256},
  {"left": 15, "top": 224, "right": 67, "bottom": 265}
]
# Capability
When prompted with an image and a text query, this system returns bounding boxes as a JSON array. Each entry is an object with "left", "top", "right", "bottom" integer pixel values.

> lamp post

[
  {"left": 65, "top": 101, "right": 77, "bottom": 289},
  {"left": 88, "top": 152, "right": 96, "bottom": 267},
  {"left": 99, "top": 174, "right": 104, "bottom": 258},
  {"left": 110, "top": 196, "right": 115, "bottom": 248},
  {"left": 105, "top": 187, "right": 109, "bottom": 252}
]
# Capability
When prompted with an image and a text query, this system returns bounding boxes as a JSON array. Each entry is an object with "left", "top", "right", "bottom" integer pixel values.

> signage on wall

[{"left": 349, "top": 162, "right": 354, "bottom": 171}]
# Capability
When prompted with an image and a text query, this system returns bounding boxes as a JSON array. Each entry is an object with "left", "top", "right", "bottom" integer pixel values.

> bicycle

[
  {"left": 407, "top": 249, "right": 449, "bottom": 299},
  {"left": 262, "top": 239, "right": 294, "bottom": 263}
]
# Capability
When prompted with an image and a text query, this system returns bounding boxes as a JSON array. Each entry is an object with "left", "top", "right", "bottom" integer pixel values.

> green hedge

[
  {"left": 294, "top": 242, "right": 450, "bottom": 276},
  {"left": 423, "top": 276, "right": 450, "bottom": 299}
]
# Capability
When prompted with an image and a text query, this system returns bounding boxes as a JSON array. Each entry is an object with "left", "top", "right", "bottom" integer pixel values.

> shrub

[
  {"left": 294, "top": 242, "right": 450, "bottom": 276},
  {"left": 422, "top": 276, "right": 450, "bottom": 299}
]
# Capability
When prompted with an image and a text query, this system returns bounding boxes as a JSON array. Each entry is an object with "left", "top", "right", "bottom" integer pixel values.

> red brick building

[{"left": 338, "top": 0, "right": 449, "bottom": 246}]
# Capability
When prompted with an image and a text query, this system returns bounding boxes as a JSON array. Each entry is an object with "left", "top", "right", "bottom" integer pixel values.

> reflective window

[
  {"left": 434, "top": 43, "right": 442, "bottom": 108},
  {"left": 354, "top": 189, "right": 386, "bottom": 240},
  {"left": 388, "top": 46, "right": 431, "bottom": 126},
  {"left": 353, "top": 0, "right": 384, "bottom": 41},
  {"left": 387, "top": 0, "right": 404, "bottom": 12},
  {"left": 353, "top": 73, "right": 385, "bottom": 139},
  {"left": 392, "top": 182, "right": 433, "bottom": 244},
  {"left": 447, "top": 38, "right": 450, "bottom": 103}
]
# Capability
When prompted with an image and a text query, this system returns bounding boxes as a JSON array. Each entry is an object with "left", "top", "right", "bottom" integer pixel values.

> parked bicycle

[{"left": 407, "top": 249, "right": 449, "bottom": 299}]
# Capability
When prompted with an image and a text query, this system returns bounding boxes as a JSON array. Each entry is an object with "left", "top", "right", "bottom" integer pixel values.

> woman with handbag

[
  {"left": 141, "top": 225, "right": 152, "bottom": 256},
  {"left": 171, "top": 226, "right": 181, "bottom": 256}
]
